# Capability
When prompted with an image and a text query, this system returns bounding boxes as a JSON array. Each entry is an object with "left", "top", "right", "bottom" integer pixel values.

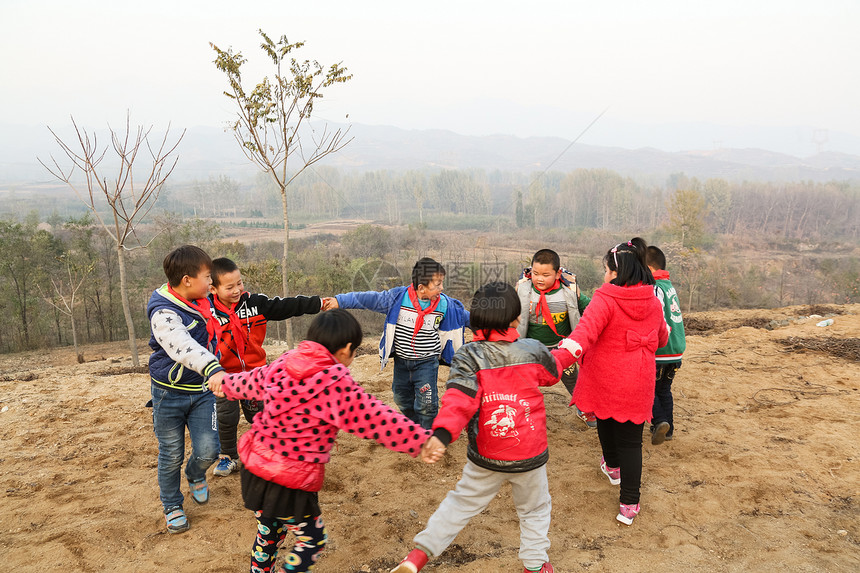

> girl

[
  {"left": 209, "top": 309, "right": 437, "bottom": 573},
  {"left": 557, "top": 237, "right": 668, "bottom": 525},
  {"left": 393, "top": 282, "right": 567, "bottom": 573}
]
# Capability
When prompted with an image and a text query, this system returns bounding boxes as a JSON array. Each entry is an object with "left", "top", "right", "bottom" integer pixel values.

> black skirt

[{"left": 241, "top": 467, "right": 322, "bottom": 519}]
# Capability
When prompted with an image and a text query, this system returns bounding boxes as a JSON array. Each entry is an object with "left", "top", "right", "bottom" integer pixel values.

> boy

[
  {"left": 208, "top": 257, "right": 329, "bottom": 476},
  {"left": 516, "top": 249, "right": 592, "bottom": 426},
  {"left": 147, "top": 245, "right": 226, "bottom": 534},
  {"left": 326, "top": 257, "right": 469, "bottom": 429},
  {"left": 646, "top": 245, "right": 686, "bottom": 445}
]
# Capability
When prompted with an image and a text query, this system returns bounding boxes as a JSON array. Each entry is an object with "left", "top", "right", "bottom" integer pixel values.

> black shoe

[{"left": 651, "top": 422, "right": 670, "bottom": 445}]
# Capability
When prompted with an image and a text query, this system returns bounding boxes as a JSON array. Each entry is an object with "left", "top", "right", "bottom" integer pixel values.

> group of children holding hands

[{"left": 147, "top": 239, "right": 685, "bottom": 573}]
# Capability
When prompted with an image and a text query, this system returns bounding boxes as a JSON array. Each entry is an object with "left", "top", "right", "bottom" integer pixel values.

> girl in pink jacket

[
  {"left": 557, "top": 238, "right": 668, "bottom": 526},
  {"left": 209, "top": 309, "right": 435, "bottom": 573}
]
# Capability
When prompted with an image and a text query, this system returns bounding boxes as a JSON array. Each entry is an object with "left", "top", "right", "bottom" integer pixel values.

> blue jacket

[
  {"left": 335, "top": 286, "right": 469, "bottom": 369},
  {"left": 147, "top": 284, "right": 224, "bottom": 393}
]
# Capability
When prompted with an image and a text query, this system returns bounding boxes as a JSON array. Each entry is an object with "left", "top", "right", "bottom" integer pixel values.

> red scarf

[
  {"left": 535, "top": 278, "right": 561, "bottom": 336},
  {"left": 406, "top": 284, "right": 441, "bottom": 350},
  {"left": 211, "top": 294, "right": 248, "bottom": 363},
  {"left": 471, "top": 327, "right": 520, "bottom": 342},
  {"left": 652, "top": 270, "right": 670, "bottom": 280},
  {"left": 167, "top": 285, "right": 219, "bottom": 343}
]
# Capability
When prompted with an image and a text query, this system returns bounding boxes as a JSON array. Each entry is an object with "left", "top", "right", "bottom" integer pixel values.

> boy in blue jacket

[
  {"left": 147, "top": 245, "right": 226, "bottom": 534},
  {"left": 326, "top": 257, "right": 469, "bottom": 429}
]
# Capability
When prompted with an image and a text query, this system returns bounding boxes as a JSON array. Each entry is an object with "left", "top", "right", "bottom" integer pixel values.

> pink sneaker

[
  {"left": 523, "top": 563, "right": 554, "bottom": 573},
  {"left": 617, "top": 503, "right": 640, "bottom": 525},
  {"left": 600, "top": 457, "right": 621, "bottom": 485}
]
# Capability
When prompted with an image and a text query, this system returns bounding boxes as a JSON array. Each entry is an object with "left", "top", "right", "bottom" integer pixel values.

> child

[
  {"left": 326, "top": 257, "right": 469, "bottom": 429},
  {"left": 646, "top": 245, "right": 686, "bottom": 445},
  {"left": 516, "top": 248, "right": 593, "bottom": 426},
  {"left": 208, "top": 257, "right": 330, "bottom": 477},
  {"left": 556, "top": 238, "right": 668, "bottom": 525},
  {"left": 392, "top": 282, "right": 567, "bottom": 573},
  {"left": 208, "top": 309, "right": 437, "bottom": 573},
  {"left": 147, "top": 245, "right": 227, "bottom": 534}
]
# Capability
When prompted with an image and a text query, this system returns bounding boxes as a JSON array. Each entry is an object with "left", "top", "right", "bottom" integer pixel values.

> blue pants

[
  {"left": 392, "top": 356, "right": 439, "bottom": 430},
  {"left": 652, "top": 362, "right": 681, "bottom": 437},
  {"left": 151, "top": 385, "right": 219, "bottom": 512}
]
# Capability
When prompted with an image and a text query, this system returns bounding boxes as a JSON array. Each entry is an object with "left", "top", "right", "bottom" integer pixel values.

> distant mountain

[{"left": 2, "top": 122, "right": 860, "bottom": 184}]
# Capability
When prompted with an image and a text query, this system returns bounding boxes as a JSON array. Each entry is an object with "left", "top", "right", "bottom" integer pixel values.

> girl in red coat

[
  {"left": 557, "top": 238, "right": 668, "bottom": 525},
  {"left": 209, "top": 309, "right": 436, "bottom": 573}
]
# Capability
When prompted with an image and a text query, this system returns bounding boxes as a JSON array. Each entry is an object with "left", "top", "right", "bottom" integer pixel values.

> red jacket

[
  {"left": 222, "top": 341, "right": 429, "bottom": 491},
  {"left": 211, "top": 291, "right": 321, "bottom": 373},
  {"left": 433, "top": 331, "right": 565, "bottom": 473},
  {"left": 565, "top": 283, "right": 668, "bottom": 424}
]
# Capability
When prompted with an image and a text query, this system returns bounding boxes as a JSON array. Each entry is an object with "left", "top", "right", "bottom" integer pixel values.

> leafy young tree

[
  {"left": 212, "top": 30, "right": 353, "bottom": 346},
  {"left": 666, "top": 188, "right": 706, "bottom": 248},
  {"left": 40, "top": 115, "right": 185, "bottom": 367}
]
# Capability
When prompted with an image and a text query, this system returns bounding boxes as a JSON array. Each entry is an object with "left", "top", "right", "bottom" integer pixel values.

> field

[{"left": 1, "top": 305, "right": 858, "bottom": 572}]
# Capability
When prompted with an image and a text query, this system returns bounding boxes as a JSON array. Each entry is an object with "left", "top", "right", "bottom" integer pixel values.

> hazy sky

[{"left": 3, "top": 0, "right": 859, "bottom": 150}]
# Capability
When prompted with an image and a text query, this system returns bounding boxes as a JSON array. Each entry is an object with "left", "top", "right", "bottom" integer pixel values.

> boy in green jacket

[{"left": 646, "top": 245, "right": 686, "bottom": 445}]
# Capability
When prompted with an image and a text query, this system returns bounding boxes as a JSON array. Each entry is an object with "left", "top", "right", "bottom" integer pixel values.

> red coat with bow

[{"left": 566, "top": 282, "right": 668, "bottom": 424}]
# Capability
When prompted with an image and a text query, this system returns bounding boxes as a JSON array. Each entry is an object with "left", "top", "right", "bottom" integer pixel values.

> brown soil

[{"left": 1, "top": 305, "right": 858, "bottom": 572}]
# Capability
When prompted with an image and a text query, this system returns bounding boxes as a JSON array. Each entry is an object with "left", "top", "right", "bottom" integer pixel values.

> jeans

[
  {"left": 652, "top": 362, "right": 681, "bottom": 436},
  {"left": 151, "top": 385, "right": 220, "bottom": 512},
  {"left": 392, "top": 356, "right": 439, "bottom": 429},
  {"left": 596, "top": 417, "right": 644, "bottom": 506}
]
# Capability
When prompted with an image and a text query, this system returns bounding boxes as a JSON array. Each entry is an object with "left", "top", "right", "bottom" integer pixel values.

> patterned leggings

[{"left": 251, "top": 511, "right": 327, "bottom": 573}]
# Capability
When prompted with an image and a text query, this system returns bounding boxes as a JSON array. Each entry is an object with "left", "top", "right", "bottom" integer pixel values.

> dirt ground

[{"left": 1, "top": 304, "right": 858, "bottom": 573}]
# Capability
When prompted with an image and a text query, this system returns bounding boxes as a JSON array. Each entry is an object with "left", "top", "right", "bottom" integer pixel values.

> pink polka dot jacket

[{"left": 222, "top": 340, "right": 430, "bottom": 491}]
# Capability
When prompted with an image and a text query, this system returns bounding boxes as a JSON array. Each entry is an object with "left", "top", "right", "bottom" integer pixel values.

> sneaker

[
  {"left": 390, "top": 549, "right": 429, "bottom": 573},
  {"left": 575, "top": 406, "right": 597, "bottom": 429},
  {"left": 165, "top": 508, "right": 189, "bottom": 534},
  {"left": 665, "top": 433, "right": 674, "bottom": 441},
  {"left": 600, "top": 456, "right": 621, "bottom": 485},
  {"left": 188, "top": 479, "right": 209, "bottom": 504},
  {"left": 213, "top": 455, "right": 241, "bottom": 476},
  {"left": 651, "top": 421, "right": 670, "bottom": 445},
  {"left": 523, "top": 563, "right": 554, "bottom": 573},
  {"left": 617, "top": 503, "right": 640, "bottom": 525}
]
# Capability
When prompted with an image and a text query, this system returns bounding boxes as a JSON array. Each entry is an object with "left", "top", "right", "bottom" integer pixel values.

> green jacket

[{"left": 653, "top": 271, "right": 685, "bottom": 363}]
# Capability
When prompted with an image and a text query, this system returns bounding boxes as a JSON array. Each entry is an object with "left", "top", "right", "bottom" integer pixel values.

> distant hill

[{"left": 3, "top": 122, "right": 860, "bottom": 184}]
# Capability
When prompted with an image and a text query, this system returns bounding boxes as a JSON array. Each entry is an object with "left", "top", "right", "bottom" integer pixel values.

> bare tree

[
  {"left": 212, "top": 29, "right": 352, "bottom": 346},
  {"left": 41, "top": 254, "right": 92, "bottom": 363},
  {"left": 40, "top": 114, "right": 185, "bottom": 367}
]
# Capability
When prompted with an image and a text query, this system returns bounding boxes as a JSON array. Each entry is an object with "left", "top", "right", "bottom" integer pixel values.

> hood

[
  {"left": 284, "top": 340, "right": 338, "bottom": 380},
  {"left": 596, "top": 283, "right": 659, "bottom": 321},
  {"left": 147, "top": 283, "right": 205, "bottom": 319}
]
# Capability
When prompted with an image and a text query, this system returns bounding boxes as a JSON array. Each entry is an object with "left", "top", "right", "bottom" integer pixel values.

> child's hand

[
  {"left": 208, "top": 371, "right": 226, "bottom": 397},
  {"left": 421, "top": 436, "right": 446, "bottom": 464},
  {"left": 321, "top": 297, "right": 339, "bottom": 311}
]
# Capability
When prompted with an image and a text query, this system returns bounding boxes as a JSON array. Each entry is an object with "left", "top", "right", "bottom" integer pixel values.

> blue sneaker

[
  {"left": 188, "top": 479, "right": 209, "bottom": 504},
  {"left": 165, "top": 507, "right": 189, "bottom": 534},
  {"left": 213, "top": 455, "right": 241, "bottom": 476}
]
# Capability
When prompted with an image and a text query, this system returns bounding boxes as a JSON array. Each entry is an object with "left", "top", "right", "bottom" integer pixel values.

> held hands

[
  {"left": 420, "top": 436, "right": 446, "bottom": 464},
  {"left": 208, "top": 371, "right": 226, "bottom": 397},
  {"left": 321, "top": 297, "right": 339, "bottom": 311}
]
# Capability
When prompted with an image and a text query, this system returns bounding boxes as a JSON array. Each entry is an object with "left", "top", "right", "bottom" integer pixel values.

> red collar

[{"left": 471, "top": 328, "right": 520, "bottom": 342}]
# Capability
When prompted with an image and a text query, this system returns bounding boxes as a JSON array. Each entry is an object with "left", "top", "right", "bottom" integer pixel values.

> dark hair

[
  {"left": 412, "top": 257, "right": 446, "bottom": 289},
  {"left": 603, "top": 237, "right": 654, "bottom": 287},
  {"left": 531, "top": 249, "right": 560, "bottom": 271},
  {"left": 163, "top": 245, "right": 212, "bottom": 287},
  {"left": 211, "top": 257, "right": 240, "bottom": 286},
  {"left": 469, "top": 281, "right": 521, "bottom": 337},
  {"left": 646, "top": 246, "right": 666, "bottom": 271},
  {"left": 306, "top": 309, "right": 363, "bottom": 355}
]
